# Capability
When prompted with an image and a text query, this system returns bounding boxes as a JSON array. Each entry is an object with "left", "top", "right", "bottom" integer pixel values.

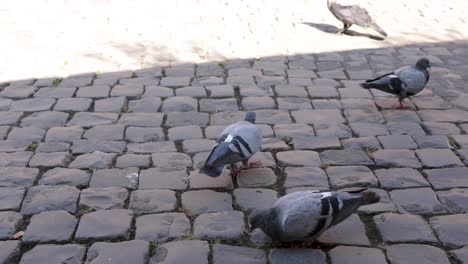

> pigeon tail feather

[
  {"left": 370, "top": 22, "right": 387, "bottom": 37},
  {"left": 199, "top": 165, "right": 224, "bottom": 177}
]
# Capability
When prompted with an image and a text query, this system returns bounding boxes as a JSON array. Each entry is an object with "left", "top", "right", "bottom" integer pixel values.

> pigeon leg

[
  {"left": 229, "top": 165, "right": 243, "bottom": 177},
  {"left": 397, "top": 98, "right": 407, "bottom": 109},
  {"left": 248, "top": 160, "right": 263, "bottom": 168},
  {"left": 290, "top": 241, "right": 303, "bottom": 248},
  {"left": 338, "top": 23, "right": 351, "bottom": 34}
]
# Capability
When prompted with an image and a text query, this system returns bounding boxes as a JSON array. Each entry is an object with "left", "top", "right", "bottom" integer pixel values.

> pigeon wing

[{"left": 395, "top": 66, "right": 429, "bottom": 94}]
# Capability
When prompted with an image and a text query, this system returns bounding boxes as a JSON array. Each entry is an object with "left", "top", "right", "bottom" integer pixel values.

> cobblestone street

[{"left": 2, "top": 0, "right": 468, "bottom": 262}]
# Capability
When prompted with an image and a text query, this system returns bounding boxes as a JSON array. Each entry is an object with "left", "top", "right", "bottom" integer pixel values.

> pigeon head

[
  {"left": 244, "top": 111, "right": 256, "bottom": 124},
  {"left": 416, "top": 58, "right": 431, "bottom": 69},
  {"left": 248, "top": 208, "right": 274, "bottom": 231}
]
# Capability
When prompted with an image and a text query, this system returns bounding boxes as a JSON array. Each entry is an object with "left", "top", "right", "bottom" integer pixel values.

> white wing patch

[{"left": 224, "top": 134, "right": 233, "bottom": 143}]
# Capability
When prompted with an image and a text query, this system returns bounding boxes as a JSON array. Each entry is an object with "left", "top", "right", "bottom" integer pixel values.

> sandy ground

[{"left": 1, "top": 0, "right": 467, "bottom": 80}]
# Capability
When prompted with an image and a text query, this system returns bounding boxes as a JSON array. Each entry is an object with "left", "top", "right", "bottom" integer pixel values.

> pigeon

[
  {"left": 327, "top": 0, "right": 387, "bottom": 37},
  {"left": 361, "top": 58, "right": 431, "bottom": 109},
  {"left": 200, "top": 111, "right": 262, "bottom": 177},
  {"left": 248, "top": 189, "right": 379, "bottom": 243}
]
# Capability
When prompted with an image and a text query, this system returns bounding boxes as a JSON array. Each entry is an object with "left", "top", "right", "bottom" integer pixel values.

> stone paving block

[
  {"left": 437, "top": 188, "right": 468, "bottom": 213},
  {"left": 10, "top": 98, "right": 55, "bottom": 112},
  {"left": 242, "top": 96, "right": 276, "bottom": 110},
  {"left": 126, "top": 127, "right": 165, "bottom": 142},
  {"left": 327, "top": 166, "right": 378, "bottom": 189},
  {"left": 127, "top": 141, "right": 176, "bottom": 153},
  {"left": 358, "top": 188, "right": 397, "bottom": 214},
  {"left": 194, "top": 211, "right": 245, "bottom": 240},
  {"left": 79, "top": 187, "right": 128, "bottom": 210},
  {"left": 378, "top": 135, "right": 418, "bottom": 149},
  {"left": 319, "top": 149, "right": 373, "bottom": 166},
  {"left": 0, "top": 112, "right": 23, "bottom": 126},
  {"left": 120, "top": 76, "right": 160, "bottom": 86},
  {"left": 0, "top": 98, "right": 12, "bottom": 111},
  {"left": 7, "top": 126, "right": 45, "bottom": 142},
  {"left": 423, "top": 122, "right": 461, "bottom": 135},
  {"left": 210, "top": 111, "right": 245, "bottom": 125},
  {"left": 374, "top": 213, "right": 437, "bottom": 243},
  {"left": 182, "top": 139, "right": 216, "bottom": 154},
  {"left": 116, "top": 154, "right": 151, "bottom": 168},
  {"left": 21, "top": 185, "right": 79, "bottom": 215},
  {"left": 0, "top": 187, "right": 24, "bottom": 211},
  {"left": 46, "top": 126, "right": 83, "bottom": 142},
  {"left": 425, "top": 168, "right": 468, "bottom": 190},
  {"left": 375, "top": 168, "right": 429, "bottom": 189},
  {"left": 143, "top": 86, "right": 174, "bottom": 98},
  {"left": 373, "top": 149, "right": 422, "bottom": 168},
  {"left": 275, "top": 85, "right": 308, "bottom": 97},
  {"left": 385, "top": 244, "right": 450, "bottom": 264},
  {"left": 338, "top": 88, "right": 373, "bottom": 99},
  {"left": 284, "top": 167, "right": 328, "bottom": 188},
  {"left": 200, "top": 98, "right": 238, "bottom": 112},
  {"left": 23, "top": 210, "right": 77, "bottom": 242},
  {"left": 213, "top": 244, "right": 267, "bottom": 264},
  {"left": 182, "top": 190, "right": 232, "bottom": 214},
  {"left": 40, "top": 168, "right": 90, "bottom": 187},
  {"left": 457, "top": 149, "right": 468, "bottom": 166},
  {"left": 0, "top": 151, "right": 33, "bottom": 167},
  {"left": 292, "top": 109, "right": 345, "bottom": 124},
  {"left": 161, "top": 96, "right": 197, "bottom": 112},
  {"left": 289, "top": 78, "right": 313, "bottom": 85},
  {"left": 312, "top": 99, "right": 342, "bottom": 109},
  {"left": 21, "top": 111, "right": 69, "bottom": 128},
  {"left": 149, "top": 240, "right": 209, "bottom": 264},
  {"left": 240, "top": 85, "right": 274, "bottom": 97},
  {"left": 349, "top": 122, "right": 389, "bottom": 137},
  {"left": 166, "top": 111, "right": 209, "bottom": 127},
  {"left": 0, "top": 127, "right": 9, "bottom": 140},
  {"left": 269, "top": 248, "right": 326, "bottom": 264},
  {"left": 193, "top": 76, "right": 224, "bottom": 85},
  {"left": 34, "top": 87, "right": 76, "bottom": 99},
  {"left": 261, "top": 138, "right": 290, "bottom": 151},
  {"left": 0, "top": 240, "right": 20, "bottom": 264},
  {"left": 111, "top": 84, "right": 144, "bottom": 97},
  {"left": 344, "top": 109, "right": 385, "bottom": 123},
  {"left": 0, "top": 86, "right": 37, "bottom": 99},
  {"left": 227, "top": 76, "right": 255, "bottom": 86},
  {"left": 29, "top": 152, "right": 71, "bottom": 167},
  {"left": 75, "top": 209, "right": 133, "bottom": 240},
  {"left": 430, "top": 214, "right": 468, "bottom": 247},
  {"left": 249, "top": 151, "right": 276, "bottom": 167},
  {"left": 118, "top": 113, "right": 164, "bottom": 127},
  {"left": 452, "top": 246, "right": 468, "bottom": 264},
  {"left": 237, "top": 167, "right": 277, "bottom": 188},
  {"left": 413, "top": 135, "right": 449, "bottom": 149},
  {"left": 72, "top": 140, "right": 126, "bottom": 154},
  {"left": 315, "top": 123, "right": 351, "bottom": 138},
  {"left": 83, "top": 124, "right": 125, "bottom": 140},
  {"left": 307, "top": 86, "right": 339, "bottom": 99},
  {"left": 93, "top": 77, "right": 119, "bottom": 86},
  {"left": 168, "top": 125, "right": 203, "bottom": 140},
  {"left": 452, "top": 135, "right": 468, "bottom": 148},
  {"left": 189, "top": 170, "right": 234, "bottom": 190},
  {"left": 128, "top": 97, "right": 162, "bottom": 113},
  {"left": 176, "top": 86, "right": 207, "bottom": 97},
  {"left": 256, "top": 76, "right": 287, "bottom": 87},
  {"left": 274, "top": 124, "right": 314, "bottom": 138},
  {"left": 255, "top": 110, "right": 292, "bottom": 124},
  {"left": 233, "top": 188, "right": 277, "bottom": 211},
  {"left": 96, "top": 70, "right": 133, "bottom": 79},
  {"left": 129, "top": 189, "right": 177, "bottom": 214},
  {"left": 68, "top": 152, "right": 117, "bottom": 169},
  {"left": 328, "top": 246, "right": 387, "bottom": 264},
  {"left": 318, "top": 214, "right": 370, "bottom": 246},
  {"left": 276, "top": 150, "right": 321, "bottom": 167},
  {"left": 135, "top": 213, "right": 190, "bottom": 242},
  {"left": 94, "top": 96, "right": 128, "bottom": 112},
  {"left": 293, "top": 136, "right": 341, "bottom": 150},
  {"left": 76, "top": 85, "right": 110, "bottom": 98},
  {"left": 341, "top": 137, "right": 381, "bottom": 150},
  {"left": 0, "top": 140, "right": 34, "bottom": 152},
  {"left": 419, "top": 109, "right": 468, "bottom": 122},
  {"left": 87, "top": 240, "right": 149, "bottom": 264},
  {"left": 412, "top": 96, "right": 451, "bottom": 109},
  {"left": 160, "top": 76, "right": 191, "bottom": 87},
  {"left": 89, "top": 168, "right": 138, "bottom": 189},
  {"left": 416, "top": 149, "right": 463, "bottom": 168},
  {"left": 59, "top": 76, "right": 94, "bottom": 87},
  {"left": 0, "top": 167, "right": 39, "bottom": 187},
  {"left": 54, "top": 97, "right": 92, "bottom": 111},
  {"left": 229, "top": 68, "right": 261, "bottom": 76},
  {"left": 386, "top": 122, "right": 426, "bottom": 136},
  {"left": 19, "top": 244, "right": 86, "bottom": 264},
  {"left": 204, "top": 85, "right": 233, "bottom": 98},
  {"left": 67, "top": 112, "right": 118, "bottom": 127},
  {"left": 0, "top": 211, "right": 22, "bottom": 239},
  {"left": 390, "top": 188, "right": 447, "bottom": 215},
  {"left": 277, "top": 97, "right": 312, "bottom": 110},
  {"left": 139, "top": 168, "right": 188, "bottom": 190}
]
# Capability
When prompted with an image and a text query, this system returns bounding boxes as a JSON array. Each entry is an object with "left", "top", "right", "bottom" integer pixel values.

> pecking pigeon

[
  {"left": 200, "top": 111, "right": 262, "bottom": 177},
  {"left": 248, "top": 189, "right": 379, "bottom": 243},
  {"left": 361, "top": 58, "right": 431, "bottom": 109},
  {"left": 327, "top": 0, "right": 387, "bottom": 37}
]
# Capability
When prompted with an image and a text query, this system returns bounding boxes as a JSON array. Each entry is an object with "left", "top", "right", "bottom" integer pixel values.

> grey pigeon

[
  {"left": 248, "top": 189, "right": 379, "bottom": 243},
  {"left": 327, "top": 0, "right": 387, "bottom": 37},
  {"left": 361, "top": 58, "right": 431, "bottom": 109},
  {"left": 200, "top": 112, "right": 262, "bottom": 177}
]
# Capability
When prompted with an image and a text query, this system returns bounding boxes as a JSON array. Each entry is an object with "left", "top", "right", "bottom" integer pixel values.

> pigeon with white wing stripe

[
  {"left": 200, "top": 111, "right": 262, "bottom": 177},
  {"left": 248, "top": 189, "right": 379, "bottom": 244},
  {"left": 361, "top": 58, "right": 431, "bottom": 109}
]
